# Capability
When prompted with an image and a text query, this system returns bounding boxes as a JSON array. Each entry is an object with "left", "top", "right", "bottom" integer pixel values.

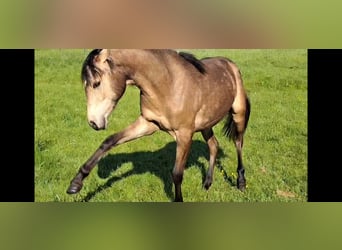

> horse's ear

[{"left": 93, "top": 49, "right": 110, "bottom": 64}]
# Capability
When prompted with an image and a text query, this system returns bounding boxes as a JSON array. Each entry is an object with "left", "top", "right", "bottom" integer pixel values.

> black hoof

[
  {"left": 174, "top": 195, "right": 183, "bottom": 202},
  {"left": 203, "top": 175, "right": 212, "bottom": 190},
  {"left": 237, "top": 180, "right": 246, "bottom": 191},
  {"left": 203, "top": 181, "right": 212, "bottom": 190},
  {"left": 66, "top": 181, "right": 83, "bottom": 194}
]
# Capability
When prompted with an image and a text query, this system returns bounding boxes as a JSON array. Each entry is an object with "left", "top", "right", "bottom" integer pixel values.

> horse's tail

[{"left": 223, "top": 95, "right": 251, "bottom": 141}]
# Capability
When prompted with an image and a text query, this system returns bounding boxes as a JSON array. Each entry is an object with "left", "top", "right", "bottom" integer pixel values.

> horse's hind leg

[
  {"left": 201, "top": 128, "right": 219, "bottom": 190},
  {"left": 231, "top": 98, "right": 250, "bottom": 191},
  {"left": 234, "top": 131, "right": 246, "bottom": 191}
]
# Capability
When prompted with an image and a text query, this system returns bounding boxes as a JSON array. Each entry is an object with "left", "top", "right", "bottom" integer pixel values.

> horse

[{"left": 66, "top": 49, "right": 251, "bottom": 202}]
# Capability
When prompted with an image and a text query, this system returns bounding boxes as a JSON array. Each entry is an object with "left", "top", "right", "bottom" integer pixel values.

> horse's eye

[{"left": 93, "top": 81, "right": 100, "bottom": 89}]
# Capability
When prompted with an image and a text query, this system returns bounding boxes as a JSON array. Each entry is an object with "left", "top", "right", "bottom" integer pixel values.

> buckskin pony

[{"left": 67, "top": 49, "right": 251, "bottom": 202}]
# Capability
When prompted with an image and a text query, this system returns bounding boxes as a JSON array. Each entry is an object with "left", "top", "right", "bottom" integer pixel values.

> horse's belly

[{"left": 194, "top": 102, "right": 232, "bottom": 131}]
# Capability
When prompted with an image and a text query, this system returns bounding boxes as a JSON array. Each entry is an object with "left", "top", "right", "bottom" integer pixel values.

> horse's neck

[
  {"left": 112, "top": 49, "right": 162, "bottom": 69},
  {"left": 116, "top": 49, "right": 172, "bottom": 90}
]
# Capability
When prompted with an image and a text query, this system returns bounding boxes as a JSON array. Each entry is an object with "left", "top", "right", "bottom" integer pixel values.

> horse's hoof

[
  {"left": 203, "top": 174, "right": 213, "bottom": 190},
  {"left": 66, "top": 182, "right": 83, "bottom": 194},
  {"left": 237, "top": 181, "right": 246, "bottom": 191},
  {"left": 174, "top": 196, "right": 184, "bottom": 202},
  {"left": 203, "top": 180, "right": 212, "bottom": 190}
]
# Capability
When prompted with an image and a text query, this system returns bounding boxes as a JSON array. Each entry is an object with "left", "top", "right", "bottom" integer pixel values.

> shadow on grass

[{"left": 80, "top": 140, "right": 235, "bottom": 202}]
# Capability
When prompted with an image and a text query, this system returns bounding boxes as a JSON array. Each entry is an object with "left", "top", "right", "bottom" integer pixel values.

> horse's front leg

[
  {"left": 66, "top": 116, "right": 159, "bottom": 194},
  {"left": 172, "top": 129, "right": 193, "bottom": 202}
]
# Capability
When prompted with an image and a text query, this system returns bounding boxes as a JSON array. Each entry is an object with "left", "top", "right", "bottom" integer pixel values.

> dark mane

[
  {"left": 81, "top": 49, "right": 103, "bottom": 84},
  {"left": 178, "top": 51, "right": 206, "bottom": 74}
]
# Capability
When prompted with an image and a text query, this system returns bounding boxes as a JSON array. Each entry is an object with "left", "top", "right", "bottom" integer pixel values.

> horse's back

[
  {"left": 202, "top": 56, "right": 239, "bottom": 82},
  {"left": 190, "top": 57, "right": 240, "bottom": 131}
]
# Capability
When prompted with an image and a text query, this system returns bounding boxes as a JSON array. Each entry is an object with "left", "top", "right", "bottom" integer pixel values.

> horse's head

[{"left": 81, "top": 49, "right": 128, "bottom": 130}]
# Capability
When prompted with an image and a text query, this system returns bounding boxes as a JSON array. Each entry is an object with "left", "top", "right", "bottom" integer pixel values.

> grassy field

[{"left": 35, "top": 49, "right": 307, "bottom": 202}]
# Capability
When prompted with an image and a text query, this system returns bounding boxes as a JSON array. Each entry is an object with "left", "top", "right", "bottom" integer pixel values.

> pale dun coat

[{"left": 67, "top": 49, "right": 251, "bottom": 202}]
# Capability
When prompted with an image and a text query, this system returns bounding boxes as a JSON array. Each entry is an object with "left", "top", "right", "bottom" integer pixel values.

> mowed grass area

[{"left": 35, "top": 49, "right": 307, "bottom": 202}]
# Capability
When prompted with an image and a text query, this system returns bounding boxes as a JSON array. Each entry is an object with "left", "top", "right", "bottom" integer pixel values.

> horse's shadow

[{"left": 80, "top": 140, "right": 235, "bottom": 201}]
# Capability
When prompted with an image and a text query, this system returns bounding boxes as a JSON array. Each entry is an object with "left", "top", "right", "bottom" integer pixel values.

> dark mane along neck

[{"left": 178, "top": 51, "right": 206, "bottom": 74}]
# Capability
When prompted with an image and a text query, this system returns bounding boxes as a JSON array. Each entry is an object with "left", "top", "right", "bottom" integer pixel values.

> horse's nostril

[{"left": 89, "top": 121, "right": 99, "bottom": 130}]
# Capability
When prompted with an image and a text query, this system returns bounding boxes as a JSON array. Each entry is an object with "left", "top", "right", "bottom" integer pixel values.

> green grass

[{"left": 35, "top": 49, "right": 307, "bottom": 202}]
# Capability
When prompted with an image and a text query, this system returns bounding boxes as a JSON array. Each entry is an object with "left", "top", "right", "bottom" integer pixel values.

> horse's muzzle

[{"left": 88, "top": 120, "right": 105, "bottom": 130}]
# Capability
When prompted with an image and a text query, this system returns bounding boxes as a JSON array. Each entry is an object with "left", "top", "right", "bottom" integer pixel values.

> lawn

[{"left": 35, "top": 49, "right": 307, "bottom": 202}]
